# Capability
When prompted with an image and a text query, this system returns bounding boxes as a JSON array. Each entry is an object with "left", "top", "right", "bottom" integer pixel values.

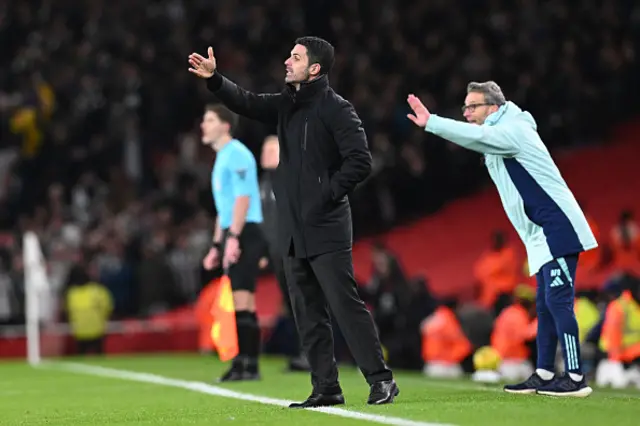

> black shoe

[
  {"left": 289, "top": 393, "right": 345, "bottom": 408},
  {"left": 536, "top": 373, "right": 593, "bottom": 398},
  {"left": 217, "top": 358, "right": 261, "bottom": 383},
  {"left": 503, "top": 372, "right": 553, "bottom": 394},
  {"left": 217, "top": 368, "right": 261, "bottom": 382},
  {"left": 367, "top": 380, "right": 399, "bottom": 405},
  {"left": 217, "top": 366, "right": 243, "bottom": 382}
]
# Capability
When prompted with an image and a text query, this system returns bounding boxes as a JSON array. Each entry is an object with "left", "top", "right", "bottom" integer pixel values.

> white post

[
  {"left": 23, "top": 232, "right": 47, "bottom": 365},
  {"left": 25, "top": 273, "right": 41, "bottom": 366}
]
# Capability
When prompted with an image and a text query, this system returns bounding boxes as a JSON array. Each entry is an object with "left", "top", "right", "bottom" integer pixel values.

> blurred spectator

[
  {"left": 137, "top": 239, "right": 184, "bottom": 317},
  {"left": 64, "top": 263, "right": 113, "bottom": 355},
  {"left": 361, "top": 243, "right": 436, "bottom": 369},
  {"left": 490, "top": 285, "right": 537, "bottom": 382},
  {"left": 595, "top": 275, "right": 640, "bottom": 388},
  {"left": 473, "top": 230, "right": 519, "bottom": 316},
  {"left": 610, "top": 210, "right": 640, "bottom": 276},
  {"left": 0, "top": 255, "right": 20, "bottom": 325},
  {"left": 421, "top": 298, "right": 473, "bottom": 378}
]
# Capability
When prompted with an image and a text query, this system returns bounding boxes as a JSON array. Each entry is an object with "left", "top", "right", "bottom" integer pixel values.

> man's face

[
  {"left": 372, "top": 250, "right": 389, "bottom": 275},
  {"left": 284, "top": 44, "right": 319, "bottom": 84},
  {"left": 200, "top": 111, "right": 226, "bottom": 147},
  {"left": 261, "top": 138, "right": 280, "bottom": 169},
  {"left": 462, "top": 92, "right": 498, "bottom": 125}
]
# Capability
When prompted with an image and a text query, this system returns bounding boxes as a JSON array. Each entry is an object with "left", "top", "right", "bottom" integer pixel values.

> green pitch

[{"left": 0, "top": 354, "right": 638, "bottom": 426}]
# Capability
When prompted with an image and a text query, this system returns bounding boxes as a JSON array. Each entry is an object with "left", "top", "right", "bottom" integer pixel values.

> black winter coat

[
  {"left": 206, "top": 72, "right": 372, "bottom": 258},
  {"left": 259, "top": 170, "right": 278, "bottom": 249}
]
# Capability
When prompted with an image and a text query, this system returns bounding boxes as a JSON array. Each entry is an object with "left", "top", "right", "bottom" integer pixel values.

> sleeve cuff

[
  {"left": 206, "top": 72, "right": 224, "bottom": 92},
  {"left": 425, "top": 114, "right": 442, "bottom": 133}
]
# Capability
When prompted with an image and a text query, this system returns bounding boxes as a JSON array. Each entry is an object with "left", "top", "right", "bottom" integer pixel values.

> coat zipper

[
  {"left": 302, "top": 119, "right": 320, "bottom": 184},
  {"left": 302, "top": 118, "right": 308, "bottom": 151},
  {"left": 298, "top": 117, "right": 309, "bottom": 255}
]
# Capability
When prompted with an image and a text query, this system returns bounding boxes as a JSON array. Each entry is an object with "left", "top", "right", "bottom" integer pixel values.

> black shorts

[{"left": 222, "top": 223, "right": 264, "bottom": 292}]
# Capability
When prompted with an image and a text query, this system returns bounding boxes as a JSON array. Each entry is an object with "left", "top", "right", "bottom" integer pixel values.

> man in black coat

[{"left": 188, "top": 36, "right": 398, "bottom": 407}]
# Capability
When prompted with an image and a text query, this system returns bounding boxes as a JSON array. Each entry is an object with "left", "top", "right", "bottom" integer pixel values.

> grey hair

[{"left": 466, "top": 81, "right": 506, "bottom": 106}]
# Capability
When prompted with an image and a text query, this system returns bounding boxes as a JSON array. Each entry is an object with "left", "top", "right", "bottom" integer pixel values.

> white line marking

[{"left": 46, "top": 362, "right": 455, "bottom": 426}]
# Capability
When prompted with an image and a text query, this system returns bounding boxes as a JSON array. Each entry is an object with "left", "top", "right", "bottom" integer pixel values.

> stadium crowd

[{"left": 1, "top": 0, "right": 639, "bottom": 375}]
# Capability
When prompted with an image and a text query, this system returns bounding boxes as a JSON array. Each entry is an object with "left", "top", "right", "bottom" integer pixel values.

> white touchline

[{"left": 44, "top": 362, "right": 456, "bottom": 426}]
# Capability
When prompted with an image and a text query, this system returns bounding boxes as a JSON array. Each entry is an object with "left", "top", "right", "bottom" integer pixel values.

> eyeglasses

[{"left": 461, "top": 103, "right": 494, "bottom": 114}]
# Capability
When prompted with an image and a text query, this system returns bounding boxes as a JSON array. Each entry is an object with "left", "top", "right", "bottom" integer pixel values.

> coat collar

[{"left": 286, "top": 74, "right": 329, "bottom": 104}]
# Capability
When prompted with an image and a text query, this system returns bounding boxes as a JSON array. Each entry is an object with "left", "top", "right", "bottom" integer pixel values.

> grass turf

[{"left": 0, "top": 354, "right": 638, "bottom": 426}]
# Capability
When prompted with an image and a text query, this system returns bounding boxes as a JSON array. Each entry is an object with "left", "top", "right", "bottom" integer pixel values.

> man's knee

[
  {"left": 233, "top": 290, "right": 255, "bottom": 311},
  {"left": 544, "top": 287, "right": 574, "bottom": 313}
]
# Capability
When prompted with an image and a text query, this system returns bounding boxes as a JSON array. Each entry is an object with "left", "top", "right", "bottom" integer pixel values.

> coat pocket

[
  {"left": 300, "top": 164, "right": 323, "bottom": 219},
  {"left": 319, "top": 171, "right": 333, "bottom": 204}
]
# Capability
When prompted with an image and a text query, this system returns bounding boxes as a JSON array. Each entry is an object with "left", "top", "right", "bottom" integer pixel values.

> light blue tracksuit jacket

[{"left": 425, "top": 101, "right": 598, "bottom": 276}]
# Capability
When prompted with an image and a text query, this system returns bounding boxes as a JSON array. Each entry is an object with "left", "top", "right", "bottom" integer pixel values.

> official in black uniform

[
  {"left": 189, "top": 36, "right": 398, "bottom": 407},
  {"left": 259, "top": 135, "right": 310, "bottom": 372}
]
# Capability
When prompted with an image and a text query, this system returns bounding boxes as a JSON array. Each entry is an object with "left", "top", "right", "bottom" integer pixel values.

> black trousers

[
  {"left": 267, "top": 241, "right": 292, "bottom": 314},
  {"left": 284, "top": 248, "right": 392, "bottom": 393},
  {"left": 267, "top": 239, "right": 303, "bottom": 357}
]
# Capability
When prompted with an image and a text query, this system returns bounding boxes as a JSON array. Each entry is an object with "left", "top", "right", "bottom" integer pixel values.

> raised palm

[
  {"left": 406, "top": 94, "right": 431, "bottom": 127},
  {"left": 188, "top": 47, "right": 216, "bottom": 78}
]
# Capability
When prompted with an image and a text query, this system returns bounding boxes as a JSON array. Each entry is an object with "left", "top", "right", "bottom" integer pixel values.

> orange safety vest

[
  {"left": 600, "top": 291, "right": 640, "bottom": 362},
  {"left": 421, "top": 306, "right": 472, "bottom": 364},
  {"left": 194, "top": 275, "right": 238, "bottom": 361},
  {"left": 474, "top": 247, "right": 519, "bottom": 309},
  {"left": 491, "top": 304, "right": 537, "bottom": 361}
]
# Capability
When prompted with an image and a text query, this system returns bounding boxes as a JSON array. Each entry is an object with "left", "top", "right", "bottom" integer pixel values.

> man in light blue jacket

[{"left": 407, "top": 82, "right": 598, "bottom": 397}]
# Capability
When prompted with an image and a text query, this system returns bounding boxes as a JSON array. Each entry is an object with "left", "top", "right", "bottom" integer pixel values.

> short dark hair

[
  {"left": 295, "top": 36, "right": 335, "bottom": 75},
  {"left": 205, "top": 104, "right": 239, "bottom": 134}
]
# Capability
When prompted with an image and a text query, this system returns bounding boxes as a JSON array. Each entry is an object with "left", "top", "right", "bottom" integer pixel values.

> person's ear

[{"left": 309, "top": 63, "right": 321, "bottom": 76}]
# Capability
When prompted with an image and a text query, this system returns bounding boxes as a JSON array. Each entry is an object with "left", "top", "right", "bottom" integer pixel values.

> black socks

[{"left": 235, "top": 310, "right": 261, "bottom": 371}]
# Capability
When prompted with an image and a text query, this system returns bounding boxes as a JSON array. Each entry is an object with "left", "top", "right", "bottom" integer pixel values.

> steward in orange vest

[{"left": 600, "top": 279, "right": 640, "bottom": 364}]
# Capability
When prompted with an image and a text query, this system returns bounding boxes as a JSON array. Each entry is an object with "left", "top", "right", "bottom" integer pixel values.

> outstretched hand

[
  {"left": 188, "top": 47, "right": 216, "bottom": 78},
  {"left": 406, "top": 94, "right": 431, "bottom": 128}
]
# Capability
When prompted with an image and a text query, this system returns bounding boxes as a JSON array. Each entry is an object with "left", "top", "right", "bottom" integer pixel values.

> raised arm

[
  {"left": 406, "top": 93, "right": 520, "bottom": 156},
  {"left": 425, "top": 115, "right": 520, "bottom": 156},
  {"left": 189, "top": 47, "right": 280, "bottom": 125},
  {"left": 206, "top": 72, "right": 280, "bottom": 125},
  {"left": 327, "top": 98, "right": 372, "bottom": 201}
]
